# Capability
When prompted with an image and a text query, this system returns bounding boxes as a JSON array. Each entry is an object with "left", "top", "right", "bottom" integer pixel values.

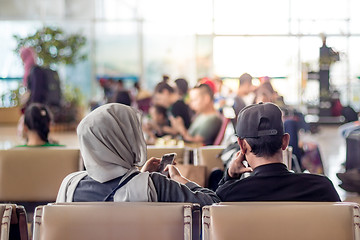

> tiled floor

[
  {"left": 300, "top": 125, "right": 347, "bottom": 199},
  {"left": 0, "top": 124, "right": 351, "bottom": 200}
]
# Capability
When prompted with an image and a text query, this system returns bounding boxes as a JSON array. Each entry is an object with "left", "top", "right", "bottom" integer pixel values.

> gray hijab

[{"left": 77, "top": 103, "right": 147, "bottom": 183}]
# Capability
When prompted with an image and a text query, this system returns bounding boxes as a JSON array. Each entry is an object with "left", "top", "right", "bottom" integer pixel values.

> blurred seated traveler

[
  {"left": 173, "top": 84, "right": 222, "bottom": 146},
  {"left": 112, "top": 79, "right": 132, "bottom": 106},
  {"left": 132, "top": 82, "right": 152, "bottom": 114},
  {"left": 143, "top": 105, "right": 170, "bottom": 144},
  {"left": 174, "top": 78, "right": 189, "bottom": 100},
  {"left": 337, "top": 169, "right": 360, "bottom": 193},
  {"left": 56, "top": 103, "right": 219, "bottom": 206},
  {"left": 153, "top": 82, "right": 191, "bottom": 135},
  {"left": 255, "top": 80, "right": 305, "bottom": 166},
  {"left": 254, "top": 81, "right": 276, "bottom": 104},
  {"left": 16, "top": 103, "right": 63, "bottom": 147},
  {"left": 213, "top": 76, "right": 230, "bottom": 113},
  {"left": 216, "top": 102, "right": 340, "bottom": 202},
  {"left": 99, "top": 78, "right": 115, "bottom": 103},
  {"left": 232, "top": 73, "right": 256, "bottom": 128},
  {"left": 236, "top": 73, "right": 257, "bottom": 107}
]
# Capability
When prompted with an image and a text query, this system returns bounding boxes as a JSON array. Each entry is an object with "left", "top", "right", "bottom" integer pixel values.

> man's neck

[{"left": 248, "top": 152, "right": 283, "bottom": 170}]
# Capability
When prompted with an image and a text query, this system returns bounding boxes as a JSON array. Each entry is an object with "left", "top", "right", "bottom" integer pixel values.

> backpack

[
  {"left": 342, "top": 106, "right": 358, "bottom": 123},
  {"left": 28, "top": 66, "right": 62, "bottom": 107},
  {"left": 43, "top": 67, "right": 62, "bottom": 106}
]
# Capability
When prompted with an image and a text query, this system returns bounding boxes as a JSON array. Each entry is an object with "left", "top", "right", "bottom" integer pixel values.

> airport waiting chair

[
  {"left": 0, "top": 148, "right": 81, "bottom": 202},
  {"left": 213, "top": 116, "right": 230, "bottom": 146},
  {"left": 0, "top": 204, "right": 12, "bottom": 240},
  {"left": 345, "top": 196, "right": 360, "bottom": 205},
  {"left": 197, "top": 146, "right": 225, "bottom": 186},
  {"left": 8, "top": 204, "right": 28, "bottom": 240},
  {"left": 33, "top": 202, "right": 200, "bottom": 240},
  {"left": 0, "top": 204, "right": 28, "bottom": 240},
  {"left": 202, "top": 202, "right": 360, "bottom": 240}
]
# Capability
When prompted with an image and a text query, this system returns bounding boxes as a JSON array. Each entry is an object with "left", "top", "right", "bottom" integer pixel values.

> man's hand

[
  {"left": 164, "top": 165, "right": 189, "bottom": 184},
  {"left": 228, "top": 151, "right": 253, "bottom": 178},
  {"left": 141, "top": 157, "right": 161, "bottom": 173}
]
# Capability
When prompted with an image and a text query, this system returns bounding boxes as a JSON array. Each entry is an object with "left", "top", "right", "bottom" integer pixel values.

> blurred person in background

[
  {"left": 254, "top": 81, "right": 276, "bottom": 104},
  {"left": 173, "top": 84, "right": 222, "bottom": 145},
  {"left": 20, "top": 46, "right": 36, "bottom": 87},
  {"left": 20, "top": 47, "right": 48, "bottom": 108},
  {"left": 153, "top": 82, "right": 191, "bottom": 135},
  {"left": 16, "top": 103, "right": 63, "bottom": 147},
  {"left": 236, "top": 73, "right": 257, "bottom": 106},
  {"left": 174, "top": 78, "right": 189, "bottom": 100},
  {"left": 232, "top": 73, "right": 257, "bottom": 128},
  {"left": 112, "top": 79, "right": 132, "bottom": 106},
  {"left": 142, "top": 105, "right": 171, "bottom": 144}
]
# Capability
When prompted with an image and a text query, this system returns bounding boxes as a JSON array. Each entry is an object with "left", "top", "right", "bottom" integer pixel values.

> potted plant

[
  {"left": 12, "top": 26, "right": 88, "bottom": 127},
  {"left": 14, "top": 26, "right": 87, "bottom": 67}
]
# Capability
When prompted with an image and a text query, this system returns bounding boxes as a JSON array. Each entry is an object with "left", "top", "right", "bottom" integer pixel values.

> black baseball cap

[{"left": 236, "top": 102, "right": 284, "bottom": 138}]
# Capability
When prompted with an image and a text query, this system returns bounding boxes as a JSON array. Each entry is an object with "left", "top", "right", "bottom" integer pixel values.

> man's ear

[
  {"left": 237, "top": 138, "right": 248, "bottom": 154},
  {"left": 203, "top": 93, "right": 211, "bottom": 104},
  {"left": 281, "top": 133, "right": 290, "bottom": 150}
]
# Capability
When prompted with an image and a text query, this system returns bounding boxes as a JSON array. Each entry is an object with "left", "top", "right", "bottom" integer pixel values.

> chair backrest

[
  {"left": 147, "top": 146, "right": 185, "bottom": 164},
  {"left": 0, "top": 107, "right": 21, "bottom": 124},
  {"left": 0, "top": 204, "right": 13, "bottom": 240},
  {"left": 9, "top": 205, "right": 29, "bottom": 240},
  {"left": 176, "top": 164, "right": 206, "bottom": 187},
  {"left": 33, "top": 202, "right": 199, "bottom": 240},
  {"left": 213, "top": 116, "right": 230, "bottom": 146},
  {"left": 0, "top": 148, "right": 80, "bottom": 201},
  {"left": 203, "top": 202, "right": 360, "bottom": 240},
  {"left": 345, "top": 197, "right": 360, "bottom": 205},
  {"left": 197, "top": 146, "right": 225, "bottom": 186}
]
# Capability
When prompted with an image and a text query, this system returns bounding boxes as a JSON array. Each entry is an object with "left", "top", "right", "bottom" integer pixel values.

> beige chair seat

[
  {"left": 203, "top": 202, "right": 360, "bottom": 240},
  {"left": 33, "top": 202, "right": 200, "bottom": 240}
]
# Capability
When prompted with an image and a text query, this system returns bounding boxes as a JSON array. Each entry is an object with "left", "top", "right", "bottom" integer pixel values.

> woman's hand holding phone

[
  {"left": 141, "top": 153, "right": 190, "bottom": 184},
  {"left": 157, "top": 153, "right": 176, "bottom": 177},
  {"left": 141, "top": 157, "right": 161, "bottom": 173}
]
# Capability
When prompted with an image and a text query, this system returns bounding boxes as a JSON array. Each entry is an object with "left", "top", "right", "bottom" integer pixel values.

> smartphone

[{"left": 158, "top": 153, "right": 177, "bottom": 176}]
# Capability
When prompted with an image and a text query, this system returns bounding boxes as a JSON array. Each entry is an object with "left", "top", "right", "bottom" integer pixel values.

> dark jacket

[
  {"left": 216, "top": 163, "right": 340, "bottom": 202},
  {"left": 73, "top": 172, "right": 220, "bottom": 207}
]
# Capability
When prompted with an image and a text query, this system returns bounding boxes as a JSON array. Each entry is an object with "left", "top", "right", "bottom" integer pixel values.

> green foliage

[
  {"left": 0, "top": 87, "right": 21, "bottom": 108},
  {"left": 13, "top": 26, "right": 87, "bottom": 67},
  {"left": 63, "top": 84, "right": 84, "bottom": 106}
]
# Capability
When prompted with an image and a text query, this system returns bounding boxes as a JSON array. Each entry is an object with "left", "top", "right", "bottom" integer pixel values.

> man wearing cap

[{"left": 216, "top": 102, "right": 340, "bottom": 202}]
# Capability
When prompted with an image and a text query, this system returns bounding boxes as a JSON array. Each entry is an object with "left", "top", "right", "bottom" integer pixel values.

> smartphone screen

[{"left": 158, "top": 153, "right": 177, "bottom": 176}]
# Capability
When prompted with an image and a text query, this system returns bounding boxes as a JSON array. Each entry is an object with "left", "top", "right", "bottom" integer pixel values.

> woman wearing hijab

[{"left": 57, "top": 103, "right": 219, "bottom": 206}]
